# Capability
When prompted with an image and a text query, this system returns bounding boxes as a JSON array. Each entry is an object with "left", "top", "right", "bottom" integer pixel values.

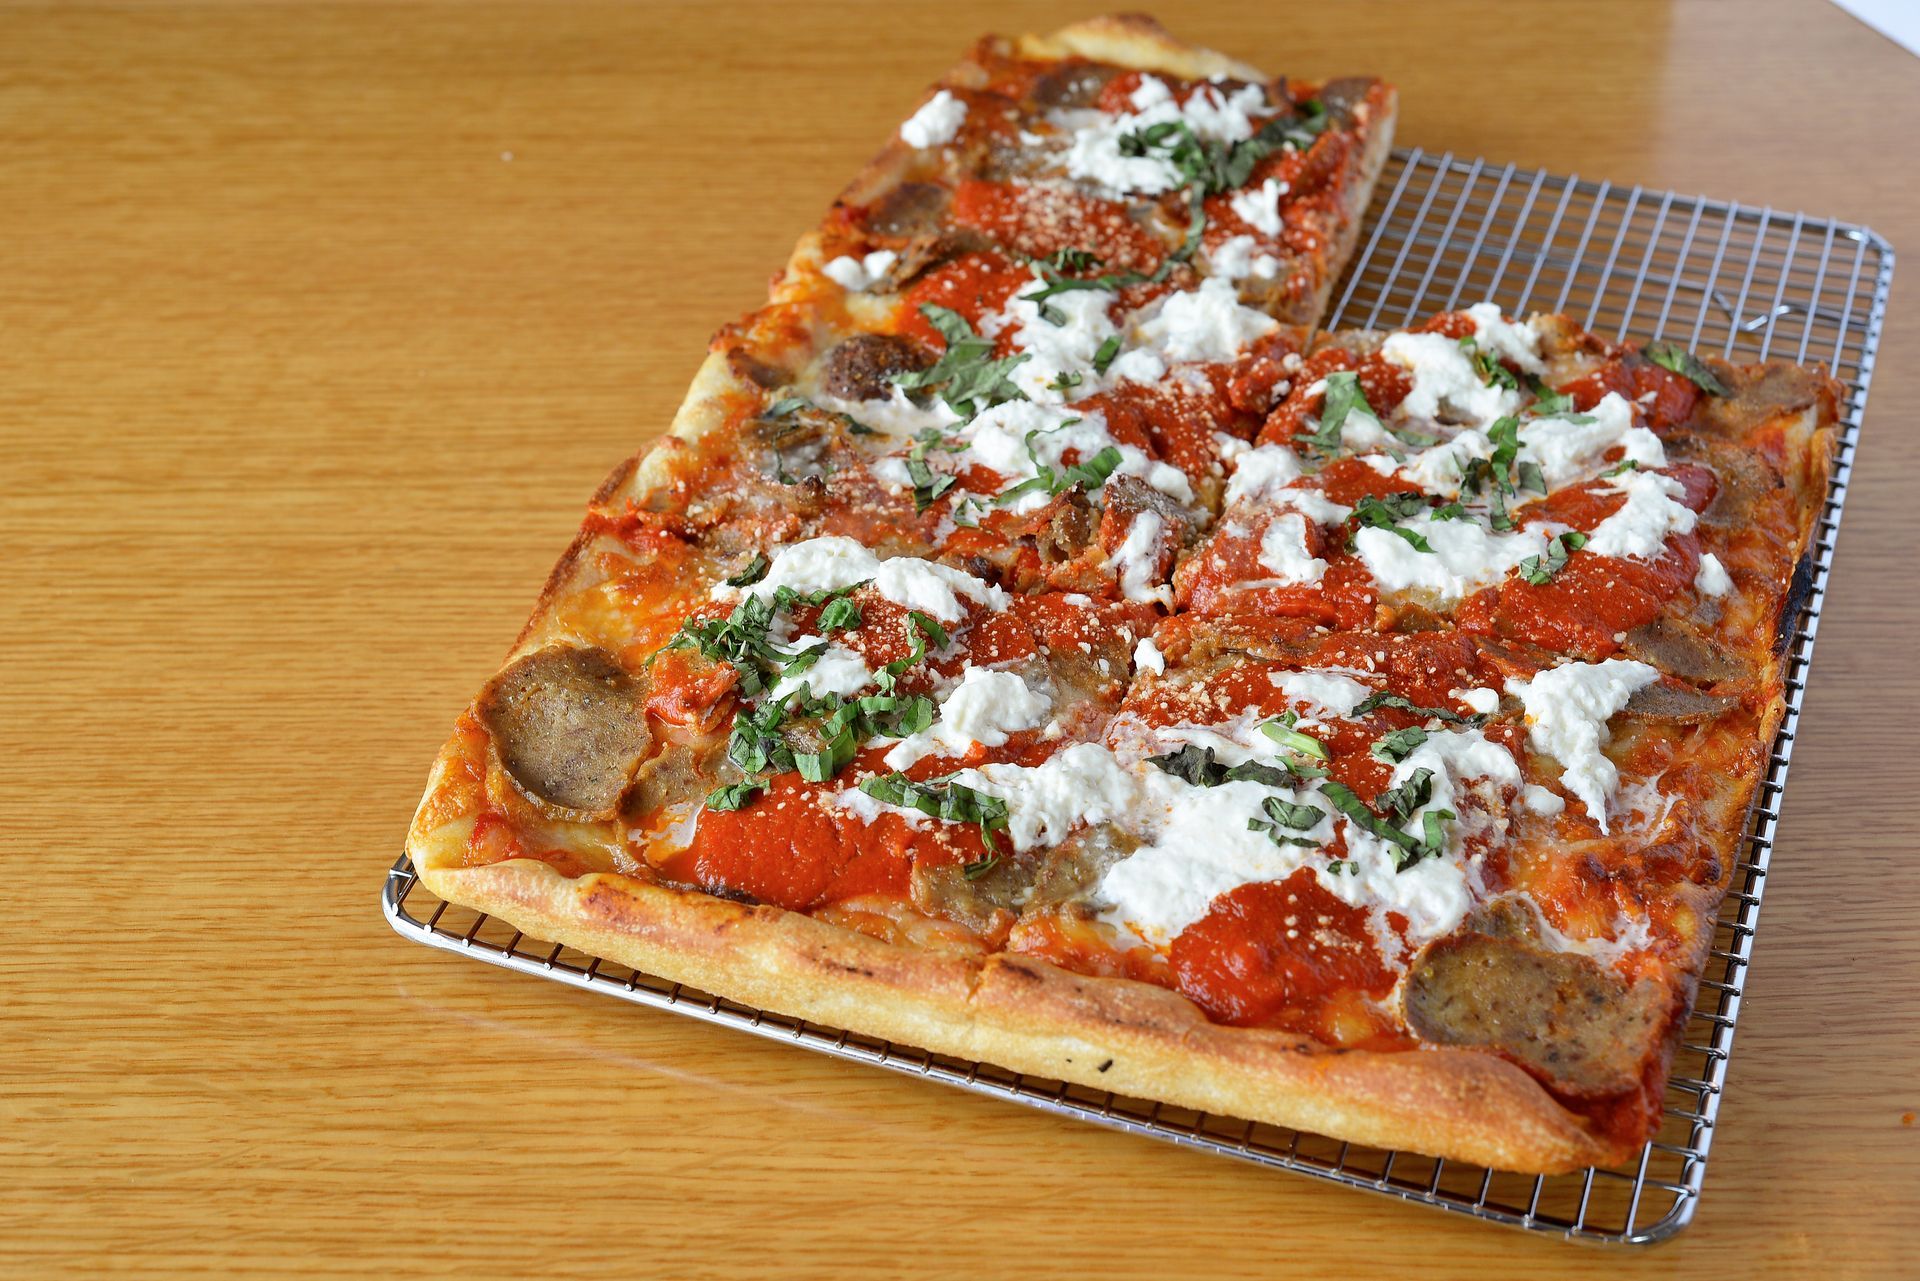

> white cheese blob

[
  {"left": 1504, "top": 659, "right": 1659, "bottom": 833},
  {"left": 989, "top": 270, "right": 1120, "bottom": 404},
  {"left": 726, "top": 535, "right": 1007, "bottom": 621},
  {"left": 1583, "top": 469, "right": 1698, "bottom": 559},
  {"left": 1269, "top": 486, "right": 1354, "bottom": 526},
  {"left": 1058, "top": 76, "right": 1268, "bottom": 196},
  {"left": 900, "top": 89, "right": 967, "bottom": 148},
  {"left": 1695, "top": 552, "right": 1734, "bottom": 596},
  {"left": 1379, "top": 330, "right": 1526, "bottom": 427},
  {"left": 957, "top": 742, "right": 1140, "bottom": 851},
  {"left": 1131, "top": 276, "right": 1280, "bottom": 363},
  {"left": 1463, "top": 302, "right": 1547, "bottom": 375},
  {"left": 819, "top": 385, "right": 961, "bottom": 438},
  {"left": 1133, "top": 636, "right": 1166, "bottom": 676},
  {"left": 821, "top": 250, "right": 899, "bottom": 292},
  {"left": 1352, "top": 511, "right": 1548, "bottom": 603},
  {"left": 1228, "top": 177, "right": 1289, "bottom": 236},
  {"left": 1205, "top": 233, "right": 1281, "bottom": 282},
  {"left": 1257, "top": 513, "right": 1327, "bottom": 585},
  {"left": 883, "top": 667, "right": 1051, "bottom": 769},
  {"left": 1300, "top": 377, "right": 1393, "bottom": 453},
  {"left": 1452, "top": 686, "right": 1502, "bottom": 716},
  {"left": 1271, "top": 670, "right": 1372, "bottom": 718},
  {"left": 1222, "top": 443, "right": 1303, "bottom": 506},
  {"left": 767, "top": 638, "right": 872, "bottom": 703},
  {"left": 951, "top": 400, "right": 1192, "bottom": 515},
  {"left": 1518, "top": 392, "right": 1667, "bottom": 491},
  {"left": 1111, "top": 511, "right": 1171, "bottom": 605}
]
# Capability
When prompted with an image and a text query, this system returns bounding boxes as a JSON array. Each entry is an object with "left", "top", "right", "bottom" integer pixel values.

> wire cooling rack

[{"left": 385, "top": 148, "right": 1893, "bottom": 1245}]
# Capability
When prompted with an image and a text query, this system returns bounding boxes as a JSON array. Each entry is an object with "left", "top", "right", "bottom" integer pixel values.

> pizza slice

[{"left": 405, "top": 16, "right": 1838, "bottom": 1175}]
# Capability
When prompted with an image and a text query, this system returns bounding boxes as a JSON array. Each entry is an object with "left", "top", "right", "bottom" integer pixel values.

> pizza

[{"left": 404, "top": 14, "right": 1839, "bottom": 1174}]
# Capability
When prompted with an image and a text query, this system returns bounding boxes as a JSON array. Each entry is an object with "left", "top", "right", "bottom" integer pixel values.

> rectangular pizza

[{"left": 404, "top": 15, "right": 1838, "bottom": 1174}]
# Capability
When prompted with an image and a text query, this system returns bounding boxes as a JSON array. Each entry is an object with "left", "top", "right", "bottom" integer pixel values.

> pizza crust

[{"left": 409, "top": 818, "right": 1622, "bottom": 1172}]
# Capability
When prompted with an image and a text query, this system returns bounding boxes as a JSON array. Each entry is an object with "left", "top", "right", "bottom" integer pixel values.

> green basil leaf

[
  {"left": 1643, "top": 340, "right": 1730, "bottom": 396},
  {"left": 1371, "top": 726, "right": 1428, "bottom": 763},
  {"left": 1350, "top": 691, "right": 1488, "bottom": 727},
  {"left": 705, "top": 778, "right": 766, "bottom": 811},
  {"left": 725, "top": 553, "right": 769, "bottom": 587},
  {"left": 858, "top": 771, "right": 1011, "bottom": 849}
]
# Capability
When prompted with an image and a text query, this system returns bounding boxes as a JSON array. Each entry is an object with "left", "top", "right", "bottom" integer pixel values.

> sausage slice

[{"left": 477, "top": 646, "right": 652, "bottom": 819}]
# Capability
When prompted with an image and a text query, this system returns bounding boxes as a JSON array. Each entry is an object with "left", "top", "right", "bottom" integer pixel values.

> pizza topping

[
  {"left": 720, "top": 535, "right": 1008, "bottom": 621},
  {"left": 1504, "top": 659, "right": 1658, "bottom": 832},
  {"left": 1204, "top": 233, "right": 1281, "bottom": 282},
  {"left": 1643, "top": 339, "right": 1730, "bottom": 396},
  {"left": 1227, "top": 176, "right": 1289, "bottom": 235},
  {"left": 882, "top": 666, "right": 1051, "bottom": 768},
  {"left": 1352, "top": 507, "right": 1550, "bottom": 603},
  {"left": 1694, "top": 551, "right": 1733, "bottom": 596},
  {"left": 476, "top": 646, "right": 652, "bottom": 819},
  {"left": 899, "top": 89, "right": 968, "bottom": 148},
  {"left": 822, "top": 250, "right": 900, "bottom": 292},
  {"left": 1056, "top": 74, "right": 1274, "bottom": 197},
  {"left": 1132, "top": 275, "right": 1279, "bottom": 363},
  {"left": 819, "top": 334, "right": 934, "bottom": 403},
  {"left": 1582, "top": 469, "right": 1700, "bottom": 559}
]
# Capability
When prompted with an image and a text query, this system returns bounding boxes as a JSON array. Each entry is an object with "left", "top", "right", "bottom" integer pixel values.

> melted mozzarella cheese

[
  {"left": 1131, "top": 276, "right": 1279, "bottom": 363},
  {"left": 988, "top": 270, "right": 1121, "bottom": 404},
  {"left": 1271, "top": 670, "right": 1372, "bottom": 718},
  {"left": 1519, "top": 392, "right": 1666, "bottom": 491},
  {"left": 883, "top": 667, "right": 1050, "bottom": 769},
  {"left": 821, "top": 250, "right": 899, "bottom": 292},
  {"left": 767, "top": 638, "right": 872, "bottom": 703},
  {"left": 1111, "top": 511, "right": 1171, "bottom": 605},
  {"left": 1353, "top": 511, "right": 1548, "bottom": 603},
  {"left": 957, "top": 743, "right": 1140, "bottom": 851},
  {"left": 1223, "top": 443, "right": 1303, "bottom": 506},
  {"left": 820, "top": 385, "right": 960, "bottom": 437},
  {"left": 1463, "top": 302, "right": 1546, "bottom": 375},
  {"left": 1057, "top": 76, "right": 1269, "bottom": 196},
  {"left": 1584, "top": 469, "right": 1698, "bottom": 559},
  {"left": 952, "top": 400, "right": 1192, "bottom": 515},
  {"left": 1504, "top": 659, "right": 1658, "bottom": 833},
  {"left": 900, "top": 90, "right": 967, "bottom": 147},
  {"left": 1257, "top": 512, "right": 1326, "bottom": 584},
  {"left": 1205, "top": 233, "right": 1280, "bottom": 282},
  {"left": 1228, "top": 177, "right": 1288, "bottom": 236},
  {"left": 725, "top": 536, "right": 1007, "bottom": 621},
  {"left": 1695, "top": 552, "right": 1734, "bottom": 596},
  {"left": 1452, "top": 686, "right": 1501, "bottom": 716},
  {"left": 1379, "top": 330, "right": 1525, "bottom": 427},
  {"left": 1133, "top": 636, "right": 1166, "bottom": 676}
]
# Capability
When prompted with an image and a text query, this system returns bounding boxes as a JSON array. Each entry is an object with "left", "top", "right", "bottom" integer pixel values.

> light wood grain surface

[{"left": 4, "top": 2, "right": 1916, "bottom": 1276}]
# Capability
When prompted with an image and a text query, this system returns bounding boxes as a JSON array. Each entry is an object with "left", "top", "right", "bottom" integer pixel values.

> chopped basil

[
  {"left": 1260, "top": 712, "right": 1330, "bottom": 762},
  {"left": 1371, "top": 726, "right": 1428, "bottom": 763},
  {"left": 1458, "top": 334, "right": 1520, "bottom": 391},
  {"left": 1528, "top": 377, "right": 1573, "bottom": 416},
  {"left": 1327, "top": 859, "right": 1358, "bottom": 876},
  {"left": 816, "top": 595, "right": 862, "bottom": 631},
  {"left": 994, "top": 429, "right": 1124, "bottom": 506},
  {"left": 1349, "top": 492, "right": 1433, "bottom": 552},
  {"left": 859, "top": 771, "right": 1011, "bottom": 850},
  {"left": 1516, "top": 530, "right": 1589, "bottom": 585},
  {"left": 1320, "top": 778, "right": 1451, "bottom": 870},
  {"left": 764, "top": 396, "right": 809, "bottom": 418},
  {"left": 664, "top": 593, "right": 790, "bottom": 697},
  {"left": 1048, "top": 369, "right": 1084, "bottom": 394},
  {"left": 876, "top": 610, "right": 947, "bottom": 693},
  {"left": 704, "top": 778, "right": 766, "bottom": 811},
  {"left": 1376, "top": 768, "right": 1434, "bottom": 819},
  {"left": 905, "top": 455, "right": 957, "bottom": 512},
  {"left": 1602, "top": 458, "right": 1641, "bottom": 478},
  {"left": 1644, "top": 340, "right": 1730, "bottom": 396},
  {"left": 1147, "top": 745, "right": 1309, "bottom": 790},
  {"left": 1350, "top": 691, "right": 1488, "bottom": 727},
  {"left": 1303, "top": 370, "right": 1376, "bottom": 456},
  {"left": 1092, "top": 335, "right": 1121, "bottom": 375},
  {"left": 724, "top": 553, "right": 769, "bottom": 587},
  {"left": 962, "top": 854, "right": 1001, "bottom": 881},
  {"left": 893, "top": 304, "right": 1030, "bottom": 419}
]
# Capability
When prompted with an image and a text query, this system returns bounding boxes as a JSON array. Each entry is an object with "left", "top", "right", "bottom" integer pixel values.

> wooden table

[{"left": 5, "top": 2, "right": 1916, "bottom": 1275}]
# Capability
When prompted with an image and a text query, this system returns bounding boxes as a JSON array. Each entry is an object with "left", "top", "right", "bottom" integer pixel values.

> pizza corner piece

[{"left": 404, "top": 16, "right": 1839, "bottom": 1175}]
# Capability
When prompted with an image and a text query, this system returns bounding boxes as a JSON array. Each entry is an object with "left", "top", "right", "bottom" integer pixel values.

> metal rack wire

[{"left": 383, "top": 149, "right": 1893, "bottom": 1245}]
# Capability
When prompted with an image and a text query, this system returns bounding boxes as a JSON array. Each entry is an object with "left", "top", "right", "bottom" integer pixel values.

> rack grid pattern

[{"left": 384, "top": 148, "right": 1893, "bottom": 1245}]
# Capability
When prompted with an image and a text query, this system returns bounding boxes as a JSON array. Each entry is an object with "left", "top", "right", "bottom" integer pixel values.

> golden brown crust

[{"left": 408, "top": 822, "right": 1619, "bottom": 1172}]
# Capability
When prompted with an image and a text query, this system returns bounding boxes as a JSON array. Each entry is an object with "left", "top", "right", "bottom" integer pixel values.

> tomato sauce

[
  {"left": 1168, "top": 870, "right": 1398, "bottom": 1034},
  {"left": 950, "top": 179, "right": 1167, "bottom": 275}
]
